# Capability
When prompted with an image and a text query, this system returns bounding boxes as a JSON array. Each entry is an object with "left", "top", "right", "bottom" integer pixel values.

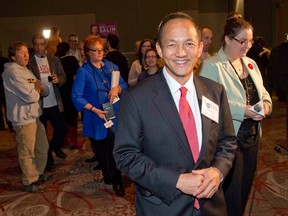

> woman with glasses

[
  {"left": 199, "top": 13, "right": 272, "bottom": 216},
  {"left": 128, "top": 38, "right": 154, "bottom": 86},
  {"left": 137, "top": 48, "right": 161, "bottom": 83},
  {"left": 71, "top": 34, "right": 128, "bottom": 197}
]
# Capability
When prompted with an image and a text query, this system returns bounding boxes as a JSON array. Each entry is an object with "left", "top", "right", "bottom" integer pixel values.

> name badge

[
  {"left": 201, "top": 96, "right": 219, "bottom": 123},
  {"left": 104, "top": 120, "right": 114, "bottom": 129},
  {"left": 112, "top": 96, "right": 120, "bottom": 104}
]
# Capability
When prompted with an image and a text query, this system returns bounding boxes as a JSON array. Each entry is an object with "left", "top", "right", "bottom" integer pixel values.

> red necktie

[{"left": 179, "top": 87, "right": 200, "bottom": 209}]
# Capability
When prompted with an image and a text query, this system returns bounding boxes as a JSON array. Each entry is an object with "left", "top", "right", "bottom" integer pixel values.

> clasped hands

[{"left": 176, "top": 167, "right": 221, "bottom": 199}]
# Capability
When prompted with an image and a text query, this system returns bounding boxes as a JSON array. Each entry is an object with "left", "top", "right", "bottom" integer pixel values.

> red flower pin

[{"left": 248, "top": 63, "right": 253, "bottom": 70}]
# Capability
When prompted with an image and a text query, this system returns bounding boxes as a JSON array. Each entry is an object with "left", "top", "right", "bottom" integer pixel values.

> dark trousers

[
  {"left": 40, "top": 105, "right": 66, "bottom": 165},
  {"left": 62, "top": 98, "right": 78, "bottom": 128},
  {"left": 224, "top": 128, "right": 259, "bottom": 216},
  {"left": 90, "top": 132, "right": 122, "bottom": 184}
]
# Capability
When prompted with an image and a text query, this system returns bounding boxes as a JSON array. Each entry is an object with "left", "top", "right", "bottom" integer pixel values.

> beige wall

[
  {"left": 275, "top": 2, "right": 288, "bottom": 45},
  {"left": 0, "top": 14, "right": 95, "bottom": 57},
  {"left": 1, "top": 0, "right": 283, "bottom": 59},
  {"left": 0, "top": 0, "right": 222, "bottom": 59},
  {"left": 198, "top": 13, "right": 228, "bottom": 54}
]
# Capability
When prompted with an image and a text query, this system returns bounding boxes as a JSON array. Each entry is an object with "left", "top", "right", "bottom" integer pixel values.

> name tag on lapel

[{"left": 201, "top": 96, "right": 219, "bottom": 123}]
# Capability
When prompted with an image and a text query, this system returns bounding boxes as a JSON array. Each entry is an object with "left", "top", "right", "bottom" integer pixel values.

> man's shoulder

[
  {"left": 128, "top": 72, "right": 163, "bottom": 92},
  {"left": 195, "top": 75, "right": 224, "bottom": 91},
  {"left": 47, "top": 55, "right": 60, "bottom": 61}
]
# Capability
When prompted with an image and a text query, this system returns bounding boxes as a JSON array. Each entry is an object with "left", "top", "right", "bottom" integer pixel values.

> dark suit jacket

[
  {"left": 28, "top": 54, "right": 66, "bottom": 112},
  {"left": 114, "top": 71, "right": 236, "bottom": 216}
]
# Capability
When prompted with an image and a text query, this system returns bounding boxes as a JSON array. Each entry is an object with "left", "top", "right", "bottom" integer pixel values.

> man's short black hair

[{"left": 106, "top": 33, "right": 119, "bottom": 50}]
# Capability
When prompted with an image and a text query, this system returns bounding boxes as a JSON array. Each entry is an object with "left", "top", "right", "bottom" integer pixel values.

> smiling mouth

[{"left": 174, "top": 60, "right": 188, "bottom": 65}]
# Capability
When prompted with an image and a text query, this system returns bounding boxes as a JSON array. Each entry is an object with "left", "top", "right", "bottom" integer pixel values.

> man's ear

[
  {"left": 197, "top": 41, "right": 204, "bottom": 58},
  {"left": 156, "top": 42, "right": 163, "bottom": 58}
]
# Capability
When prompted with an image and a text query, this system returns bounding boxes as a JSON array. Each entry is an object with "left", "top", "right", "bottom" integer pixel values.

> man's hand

[
  {"left": 176, "top": 173, "right": 204, "bottom": 195},
  {"left": 51, "top": 74, "right": 59, "bottom": 84},
  {"left": 192, "top": 167, "right": 221, "bottom": 199},
  {"left": 34, "top": 80, "right": 45, "bottom": 94}
]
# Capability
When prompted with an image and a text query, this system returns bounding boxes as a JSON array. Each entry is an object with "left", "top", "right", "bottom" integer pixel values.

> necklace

[{"left": 229, "top": 59, "right": 251, "bottom": 105}]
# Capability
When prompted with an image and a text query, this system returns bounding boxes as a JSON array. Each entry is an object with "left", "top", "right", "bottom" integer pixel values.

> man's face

[
  {"left": 33, "top": 38, "right": 46, "bottom": 55},
  {"left": 12, "top": 45, "right": 29, "bottom": 66},
  {"left": 201, "top": 28, "right": 213, "bottom": 52},
  {"left": 69, "top": 36, "right": 79, "bottom": 50},
  {"left": 156, "top": 18, "right": 203, "bottom": 85},
  {"left": 77, "top": 41, "right": 86, "bottom": 59}
]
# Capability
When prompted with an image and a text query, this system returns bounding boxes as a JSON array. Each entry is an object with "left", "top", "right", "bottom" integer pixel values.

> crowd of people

[{"left": 1, "top": 10, "right": 287, "bottom": 215}]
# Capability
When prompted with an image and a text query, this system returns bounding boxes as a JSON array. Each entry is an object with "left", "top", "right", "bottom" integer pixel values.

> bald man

[{"left": 200, "top": 27, "right": 213, "bottom": 61}]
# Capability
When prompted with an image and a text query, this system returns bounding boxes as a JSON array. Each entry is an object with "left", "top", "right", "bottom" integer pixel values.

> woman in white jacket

[{"left": 199, "top": 14, "right": 272, "bottom": 216}]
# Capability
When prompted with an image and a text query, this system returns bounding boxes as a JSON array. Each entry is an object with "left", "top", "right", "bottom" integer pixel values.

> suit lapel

[
  {"left": 218, "top": 48, "right": 243, "bottom": 90},
  {"left": 152, "top": 74, "right": 194, "bottom": 161},
  {"left": 29, "top": 55, "right": 41, "bottom": 80}
]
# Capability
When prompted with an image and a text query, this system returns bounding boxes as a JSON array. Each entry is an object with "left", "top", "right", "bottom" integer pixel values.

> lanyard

[{"left": 90, "top": 62, "right": 111, "bottom": 104}]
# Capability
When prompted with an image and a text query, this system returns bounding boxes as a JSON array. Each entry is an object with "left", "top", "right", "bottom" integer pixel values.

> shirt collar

[
  {"left": 34, "top": 53, "right": 46, "bottom": 58},
  {"left": 163, "top": 66, "right": 195, "bottom": 95}
]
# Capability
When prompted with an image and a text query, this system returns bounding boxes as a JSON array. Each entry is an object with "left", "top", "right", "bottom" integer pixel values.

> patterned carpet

[
  {"left": 244, "top": 98, "right": 288, "bottom": 216},
  {"left": 0, "top": 98, "right": 287, "bottom": 216}
]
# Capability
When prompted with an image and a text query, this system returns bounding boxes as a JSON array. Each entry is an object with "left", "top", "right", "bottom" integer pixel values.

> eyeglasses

[
  {"left": 232, "top": 37, "right": 254, "bottom": 47},
  {"left": 88, "top": 48, "right": 104, "bottom": 54},
  {"left": 146, "top": 55, "right": 157, "bottom": 59}
]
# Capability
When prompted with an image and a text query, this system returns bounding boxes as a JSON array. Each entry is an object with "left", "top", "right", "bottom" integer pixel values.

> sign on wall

[{"left": 90, "top": 22, "right": 117, "bottom": 39}]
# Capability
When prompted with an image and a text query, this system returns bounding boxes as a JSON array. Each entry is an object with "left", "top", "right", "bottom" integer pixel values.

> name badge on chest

[{"left": 201, "top": 96, "right": 219, "bottom": 123}]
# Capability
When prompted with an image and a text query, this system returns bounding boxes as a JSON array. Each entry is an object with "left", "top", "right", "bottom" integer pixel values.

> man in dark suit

[
  {"left": 113, "top": 12, "right": 237, "bottom": 216},
  {"left": 28, "top": 33, "right": 67, "bottom": 172}
]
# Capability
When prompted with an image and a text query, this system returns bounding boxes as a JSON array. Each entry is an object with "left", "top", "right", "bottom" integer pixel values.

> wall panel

[{"left": 0, "top": 14, "right": 95, "bottom": 56}]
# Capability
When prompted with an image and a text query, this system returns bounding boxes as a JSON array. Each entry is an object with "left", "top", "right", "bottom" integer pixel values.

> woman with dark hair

[
  {"left": 55, "top": 42, "right": 81, "bottom": 148},
  {"left": 137, "top": 48, "right": 161, "bottom": 83},
  {"left": 200, "top": 14, "right": 272, "bottom": 216},
  {"left": 128, "top": 38, "right": 154, "bottom": 86}
]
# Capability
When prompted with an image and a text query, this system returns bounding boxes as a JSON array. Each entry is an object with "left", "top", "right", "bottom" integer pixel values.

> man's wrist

[{"left": 211, "top": 167, "right": 223, "bottom": 182}]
